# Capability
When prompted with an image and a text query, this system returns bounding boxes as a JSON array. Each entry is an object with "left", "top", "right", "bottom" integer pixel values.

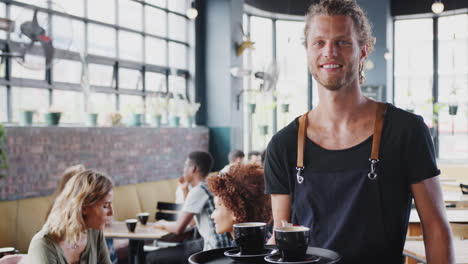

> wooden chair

[
  {"left": 155, "top": 202, "right": 183, "bottom": 222},
  {"left": 145, "top": 202, "right": 196, "bottom": 252},
  {"left": 451, "top": 223, "right": 468, "bottom": 240},
  {"left": 460, "top": 183, "right": 468, "bottom": 195}
]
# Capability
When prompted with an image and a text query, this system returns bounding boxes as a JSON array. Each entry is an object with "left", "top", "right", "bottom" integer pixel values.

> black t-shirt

[{"left": 264, "top": 103, "right": 440, "bottom": 255}]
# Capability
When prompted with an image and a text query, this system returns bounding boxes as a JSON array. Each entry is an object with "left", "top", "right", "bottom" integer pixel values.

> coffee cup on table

[
  {"left": 275, "top": 226, "right": 310, "bottom": 262},
  {"left": 233, "top": 222, "right": 266, "bottom": 255},
  {"left": 125, "top": 219, "right": 138, "bottom": 232},
  {"left": 137, "top": 212, "right": 150, "bottom": 225}
]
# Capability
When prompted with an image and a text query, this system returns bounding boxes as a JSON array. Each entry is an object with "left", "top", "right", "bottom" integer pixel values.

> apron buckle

[
  {"left": 367, "top": 159, "right": 379, "bottom": 180},
  {"left": 296, "top": 167, "right": 304, "bottom": 184}
]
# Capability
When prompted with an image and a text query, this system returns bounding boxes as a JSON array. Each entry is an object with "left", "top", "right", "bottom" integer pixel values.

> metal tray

[{"left": 188, "top": 246, "right": 341, "bottom": 264}]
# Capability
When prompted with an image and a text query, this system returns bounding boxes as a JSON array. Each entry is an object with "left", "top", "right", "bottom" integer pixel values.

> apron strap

[
  {"left": 370, "top": 103, "right": 388, "bottom": 161},
  {"left": 296, "top": 113, "right": 308, "bottom": 184},
  {"left": 368, "top": 102, "right": 388, "bottom": 180},
  {"left": 296, "top": 102, "right": 388, "bottom": 182}
]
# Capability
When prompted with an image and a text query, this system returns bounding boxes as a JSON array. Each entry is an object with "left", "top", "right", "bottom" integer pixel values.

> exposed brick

[{"left": 0, "top": 127, "right": 209, "bottom": 201}]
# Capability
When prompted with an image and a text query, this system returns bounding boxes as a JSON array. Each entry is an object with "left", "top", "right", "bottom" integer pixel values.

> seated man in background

[
  {"left": 247, "top": 151, "right": 262, "bottom": 166},
  {"left": 207, "top": 163, "right": 272, "bottom": 242},
  {"left": 146, "top": 151, "right": 231, "bottom": 264},
  {"left": 220, "top": 149, "right": 245, "bottom": 173}
]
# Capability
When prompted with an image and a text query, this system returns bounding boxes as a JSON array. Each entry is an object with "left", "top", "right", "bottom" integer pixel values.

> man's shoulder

[
  {"left": 270, "top": 116, "right": 300, "bottom": 145},
  {"left": 386, "top": 103, "right": 426, "bottom": 130},
  {"left": 185, "top": 183, "right": 211, "bottom": 202}
]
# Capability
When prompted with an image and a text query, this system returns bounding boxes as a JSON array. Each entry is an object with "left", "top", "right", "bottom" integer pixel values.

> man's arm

[
  {"left": 155, "top": 211, "right": 194, "bottom": 235},
  {"left": 266, "top": 194, "right": 291, "bottom": 244},
  {"left": 411, "top": 176, "right": 454, "bottom": 264}
]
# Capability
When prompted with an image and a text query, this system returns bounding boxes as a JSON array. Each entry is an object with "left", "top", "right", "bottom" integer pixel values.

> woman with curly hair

[
  {"left": 207, "top": 163, "right": 272, "bottom": 239},
  {"left": 26, "top": 170, "right": 114, "bottom": 264}
]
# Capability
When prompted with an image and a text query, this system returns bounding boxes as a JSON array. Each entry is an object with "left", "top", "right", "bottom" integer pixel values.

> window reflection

[
  {"left": 169, "top": 42, "right": 187, "bottom": 69},
  {"left": 169, "top": 75, "right": 186, "bottom": 96},
  {"left": 437, "top": 14, "right": 468, "bottom": 160},
  {"left": 88, "top": 0, "right": 115, "bottom": 24},
  {"left": 0, "top": 87, "right": 6, "bottom": 122},
  {"left": 53, "top": 0, "right": 84, "bottom": 17},
  {"left": 119, "top": 31, "right": 143, "bottom": 62},
  {"left": 275, "top": 20, "right": 308, "bottom": 127},
  {"left": 146, "top": 0, "right": 166, "bottom": 8},
  {"left": 247, "top": 16, "right": 273, "bottom": 152},
  {"left": 394, "top": 19, "right": 433, "bottom": 126},
  {"left": 119, "top": 0, "right": 143, "bottom": 31},
  {"left": 88, "top": 25, "right": 116, "bottom": 57},
  {"left": 0, "top": 3, "right": 5, "bottom": 39},
  {"left": 53, "top": 16, "right": 85, "bottom": 53},
  {"left": 11, "top": 87, "right": 48, "bottom": 122},
  {"left": 11, "top": 55, "right": 46, "bottom": 80},
  {"left": 146, "top": 37, "right": 167, "bottom": 66},
  {"left": 169, "top": 14, "right": 187, "bottom": 42},
  {"left": 89, "top": 93, "right": 116, "bottom": 116},
  {"left": 89, "top": 64, "right": 114, "bottom": 87},
  {"left": 146, "top": 72, "right": 166, "bottom": 92},
  {"left": 119, "top": 68, "right": 143, "bottom": 90},
  {"left": 145, "top": 6, "right": 167, "bottom": 36},
  {"left": 52, "top": 90, "right": 83, "bottom": 123},
  {"left": 168, "top": 0, "right": 187, "bottom": 13},
  {"left": 53, "top": 60, "right": 82, "bottom": 84}
]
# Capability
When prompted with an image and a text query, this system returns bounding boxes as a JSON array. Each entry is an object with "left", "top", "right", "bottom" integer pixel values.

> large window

[
  {"left": 1, "top": 0, "right": 193, "bottom": 125},
  {"left": 394, "top": 13, "right": 468, "bottom": 161},
  {"left": 243, "top": 14, "right": 309, "bottom": 153}
]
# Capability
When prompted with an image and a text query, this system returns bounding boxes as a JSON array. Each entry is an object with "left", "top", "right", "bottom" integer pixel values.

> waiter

[{"left": 264, "top": 0, "right": 454, "bottom": 263}]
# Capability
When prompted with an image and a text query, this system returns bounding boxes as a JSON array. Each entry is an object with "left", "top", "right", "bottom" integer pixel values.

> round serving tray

[{"left": 188, "top": 246, "right": 341, "bottom": 264}]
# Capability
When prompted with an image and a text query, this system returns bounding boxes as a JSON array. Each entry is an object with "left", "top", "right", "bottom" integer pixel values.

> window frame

[{"left": 0, "top": 0, "right": 192, "bottom": 125}]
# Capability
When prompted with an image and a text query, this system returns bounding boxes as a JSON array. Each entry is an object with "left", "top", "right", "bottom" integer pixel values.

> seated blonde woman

[
  {"left": 26, "top": 170, "right": 114, "bottom": 264},
  {"left": 207, "top": 164, "right": 272, "bottom": 239}
]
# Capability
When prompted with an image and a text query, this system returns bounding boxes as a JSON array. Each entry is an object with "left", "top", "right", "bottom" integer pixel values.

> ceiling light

[
  {"left": 431, "top": 0, "right": 444, "bottom": 14},
  {"left": 186, "top": 2, "right": 198, "bottom": 20}
]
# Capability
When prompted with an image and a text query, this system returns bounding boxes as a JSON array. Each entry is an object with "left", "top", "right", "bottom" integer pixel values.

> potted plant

[
  {"left": 103, "top": 112, "right": 122, "bottom": 127},
  {"left": 248, "top": 103, "right": 256, "bottom": 114},
  {"left": 44, "top": 105, "right": 62, "bottom": 126},
  {"left": 86, "top": 112, "right": 99, "bottom": 127},
  {"left": 20, "top": 109, "right": 36, "bottom": 126},
  {"left": 168, "top": 97, "right": 184, "bottom": 127},
  {"left": 124, "top": 103, "right": 144, "bottom": 127},
  {"left": 448, "top": 87, "right": 458, "bottom": 116},
  {"left": 258, "top": 125, "right": 268, "bottom": 135},
  {"left": 148, "top": 94, "right": 169, "bottom": 127},
  {"left": 183, "top": 101, "right": 201, "bottom": 128},
  {"left": 0, "top": 124, "right": 8, "bottom": 179},
  {"left": 275, "top": 91, "right": 290, "bottom": 114}
]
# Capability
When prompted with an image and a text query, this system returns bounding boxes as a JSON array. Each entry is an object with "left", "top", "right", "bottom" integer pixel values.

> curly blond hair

[
  {"left": 303, "top": 0, "right": 376, "bottom": 84},
  {"left": 44, "top": 170, "right": 113, "bottom": 245},
  {"left": 207, "top": 164, "right": 271, "bottom": 224}
]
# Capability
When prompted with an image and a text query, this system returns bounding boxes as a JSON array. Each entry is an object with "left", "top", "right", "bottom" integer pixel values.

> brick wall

[{"left": 0, "top": 127, "right": 209, "bottom": 200}]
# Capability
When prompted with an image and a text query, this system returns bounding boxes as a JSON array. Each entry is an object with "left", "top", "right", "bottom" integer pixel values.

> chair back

[
  {"left": 450, "top": 223, "right": 468, "bottom": 240},
  {"left": 155, "top": 202, "right": 183, "bottom": 221},
  {"left": 460, "top": 183, "right": 468, "bottom": 195}
]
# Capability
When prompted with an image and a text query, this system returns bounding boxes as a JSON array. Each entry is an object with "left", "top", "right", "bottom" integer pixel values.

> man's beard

[{"left": 311, "top": 64, "right": 358, "bottom": 91}]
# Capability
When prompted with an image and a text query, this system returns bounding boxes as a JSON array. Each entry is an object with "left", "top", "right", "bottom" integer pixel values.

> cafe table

[
  {"left": 404, "top": 239, "right": 468, "bottom": 264},
  {"left": 443, "top": 191, "right": 468, "bottom": 205},
  {"left": 104, "top": 221, "right": 170, "bottom": 264},
  {"left": 408, "top": 209, "right": 468, "bottom": 236},
  {"left": 405, "top": 209, "right": 468, "bottom": 264}
]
